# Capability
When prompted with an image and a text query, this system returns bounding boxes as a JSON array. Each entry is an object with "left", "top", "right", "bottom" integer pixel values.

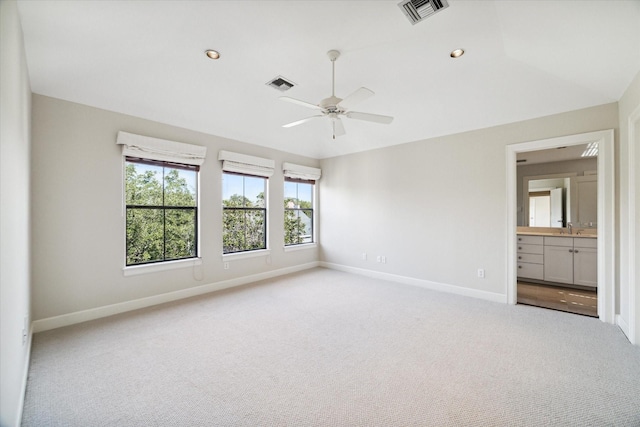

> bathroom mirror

[
  {"left": 526, "top": 176, "right": 570, "bottom": 228},
  {"left": 516, "top": 144, "right": 598, "bottom": 229}
]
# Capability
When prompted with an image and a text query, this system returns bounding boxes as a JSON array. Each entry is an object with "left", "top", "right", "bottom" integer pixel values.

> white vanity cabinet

[
  {"left": 573, "top": 239, "right": 598, "bottom": 287},
  {"left": 517, "top": 235, "right": 544, "bottom": 280},
  {"left": 543, "top": 236, "right": 597, "bottom": 287},
  {"left": 543, "top": 237, "right": 573, "bottom": 284}
]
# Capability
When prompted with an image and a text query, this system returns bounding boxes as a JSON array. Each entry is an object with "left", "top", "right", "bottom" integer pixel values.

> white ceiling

[{"left": 16, "top": 0, "right": 640, "bottom": 160}]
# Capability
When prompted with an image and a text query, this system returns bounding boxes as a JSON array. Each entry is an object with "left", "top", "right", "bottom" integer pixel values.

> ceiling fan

[{"left": 280, "top": 50, "right": 394, "bottom": 139}]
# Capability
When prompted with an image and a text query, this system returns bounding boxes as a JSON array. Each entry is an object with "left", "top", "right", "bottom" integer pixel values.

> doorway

[
  {"left": 528, "top": 187, "right": 564, "bottom": 227},
  {"left": 506, "top": 130, "right": 615, "bottom": 324}
]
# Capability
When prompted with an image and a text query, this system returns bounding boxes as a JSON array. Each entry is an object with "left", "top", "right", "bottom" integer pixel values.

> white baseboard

[
  {"left": 32, "top": 262, "right": 320, "bottom": 333},
  {"left": 320, "top": 262, "right": 507, "bottom": 304},
  {"left": 616, "top": 314, "right": 630, "bottom": 339}
]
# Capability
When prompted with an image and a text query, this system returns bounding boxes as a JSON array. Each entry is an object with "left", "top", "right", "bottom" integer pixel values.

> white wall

[
  {"left": 319, "top": 103, "right": 618, "bottom": 300},
  {"left": 618, "top": 70, "right": 640, "bottom": 344},
  {"left": 0, "top": 1, "right": 32, "bottom": 425},
  {"left": 30, "top": 94, "right": 320, "bottom": 322}
]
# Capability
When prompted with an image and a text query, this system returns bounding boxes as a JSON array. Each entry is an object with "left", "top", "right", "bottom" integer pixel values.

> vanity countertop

[
  {"left": 516, "top": 227, "right": 596, "bottom": 238},
  {"left": 517, "top": 231, "right": 596, "bottom": 239}
]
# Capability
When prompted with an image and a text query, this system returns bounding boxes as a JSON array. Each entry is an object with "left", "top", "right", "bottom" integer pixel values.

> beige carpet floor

[{"left": 22, "top": 268, "right": 640, "bottom": 426}]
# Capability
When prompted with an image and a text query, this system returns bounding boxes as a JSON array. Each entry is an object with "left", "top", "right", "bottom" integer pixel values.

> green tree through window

[
  {"left": 125, "top": 158, "right": 198, "bottom": 265},
  {"left": 222, "top": 173, "right": 267, "bottom": 253},
  {"left": 284, "top": 178, "right": 313, "bottom": 245}
]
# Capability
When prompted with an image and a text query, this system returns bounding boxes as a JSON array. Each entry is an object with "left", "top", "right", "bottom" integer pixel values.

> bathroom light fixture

[
  {"left": 450, "top": 48, "right": 464, "bottom": 58},
  {"left": 581, "top": 142, "right": 598, "bottom": 157},
  {"left": 205, "top": 49, "right": 220, "bottom": 60}
]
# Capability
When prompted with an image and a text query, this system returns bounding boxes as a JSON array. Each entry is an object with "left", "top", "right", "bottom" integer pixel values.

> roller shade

[
  {"left": 219, "top": 150, "right": 275, "bottom": 178},
  {"left": 283, "top": 162, "right": 321, "bottom": 181},
  {"left": 116, "top": 131, "right": 207, "bottom": 166}
]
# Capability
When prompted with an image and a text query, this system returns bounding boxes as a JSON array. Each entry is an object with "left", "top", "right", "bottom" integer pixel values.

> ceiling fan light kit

[{"left": 279, "top": 49, "right": 394, "bottom": 140}]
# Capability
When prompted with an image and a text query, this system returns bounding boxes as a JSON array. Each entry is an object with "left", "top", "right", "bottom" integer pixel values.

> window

[
  {"left": 284, "top": 178, "right": 314, "bottom": 245},
  {"left": 282, "top": 162, "right": 320, "bottom": 247},
  {"left": 125, "top": 158, "right": 198, "bottom": 265},
  {"left": 222, "top": 173, "right": 267, "bottom": 254}
]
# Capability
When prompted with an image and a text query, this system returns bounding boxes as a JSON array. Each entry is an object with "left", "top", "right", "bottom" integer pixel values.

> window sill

[
  {"left": 222, "top": 249, "right": 272, "bottom": 261},
  {"left": 123, "top": 258, "right": 202, "bottom": 276},
  {"left": 284, "top": 243, "right": 317, "bottom": 252}
]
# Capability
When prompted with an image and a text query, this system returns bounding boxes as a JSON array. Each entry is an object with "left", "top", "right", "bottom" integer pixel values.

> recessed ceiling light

[
  {"left": 450, "top": 48, "right": 464, "bottom": 58},
  {"left": 205, "top": 49, "right": 220, "bottom": 60}
]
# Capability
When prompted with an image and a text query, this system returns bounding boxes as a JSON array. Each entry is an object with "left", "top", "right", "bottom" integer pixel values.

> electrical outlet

[
  {"left": 362, "top": 253, "right": 367, "bottom": 261},
  {"left": 376, "top": 256, "right": 381, "bottom": 263},
  {"left": 381, "top": 256, "right": 386, "bottom": 264},
  {"left": 477, "top": 268, "right": 485, "bottom": 278},
  {"left": 224, "top": 262, "right": 229, "bottom": 270},
  {"left": 22, "top": 316, "right": 28, "bottom": 345}
]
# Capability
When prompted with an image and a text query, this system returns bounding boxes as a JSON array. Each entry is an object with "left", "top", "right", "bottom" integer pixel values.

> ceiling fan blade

[
  {"left": 332, "top": 117, "right": 346, "bottom": 139},
  {"left": 337, "top": 87, "right": 374, "bottom": 111},
  {"left": 279, "top": 96, "right": 324, "bottom": 111},
  {"left": 346, "top": 111, "right": 394, "bottom": 124},
  {"left": 282, "top": 115, "right": 324, "bottom": 128}
]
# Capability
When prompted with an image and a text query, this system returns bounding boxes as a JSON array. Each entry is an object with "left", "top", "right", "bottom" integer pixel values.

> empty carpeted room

[{"left": 2, "top": 1, "right": 640, "bottom": 426}]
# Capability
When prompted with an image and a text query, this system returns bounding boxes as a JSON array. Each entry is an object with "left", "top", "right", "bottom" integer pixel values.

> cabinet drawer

[
  {"left": 517, "top": 253, "right": 543, "bottom": 264},
  {"left": 517, "top": 243, "right": 544, "bottom": 255},
  {"left": 574, "top": 238, "right": 597, "bottom": 249},
  {"left": 544, "top": 236, "right": 573, "bottom": 247},
  {"left": 517, "top": 235, "right": 544, "bottom": 245},
  {"left": 517, "top": 263, "right": 544, "bottom": 280}
]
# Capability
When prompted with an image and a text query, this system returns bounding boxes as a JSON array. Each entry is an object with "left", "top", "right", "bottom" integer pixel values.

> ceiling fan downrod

[{"left": 327, "top": 50, "right": 340, "bottom": 98}]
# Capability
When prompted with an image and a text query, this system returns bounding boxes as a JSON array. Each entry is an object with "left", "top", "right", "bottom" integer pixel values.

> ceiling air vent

[
  {"left": 398, "top": 0, "right": 449, "bottom": 25},
  {"left": 266, "top": 76, "right": 296, "bottom": 92}
]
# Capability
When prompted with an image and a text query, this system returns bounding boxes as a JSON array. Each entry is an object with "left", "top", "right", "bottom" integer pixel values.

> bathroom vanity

[{"left": 517, "top": 228, "right": 597, "bottom": 288}]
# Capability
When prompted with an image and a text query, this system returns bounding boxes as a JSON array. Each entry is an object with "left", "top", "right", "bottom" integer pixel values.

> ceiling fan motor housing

[{"left": 320, "top": 96, "right": 343, "bottom": 112}]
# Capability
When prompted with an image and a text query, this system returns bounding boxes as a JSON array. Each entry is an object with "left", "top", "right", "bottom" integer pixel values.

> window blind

[
  {"left": 282, "top": 162, "right": 321, "bottom": 181},
  {"left": 219, "top": 150, "right": 275, "bottom": 178},
  {"left": 116, "top": 131, "right": 207, "bottom": 166}
]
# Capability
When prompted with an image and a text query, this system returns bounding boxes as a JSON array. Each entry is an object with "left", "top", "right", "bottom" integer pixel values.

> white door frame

[
  {"left": 628, "top": 105, "right": 640, "bottom": 344},
  {"left": 506, "top": 129, "right": 615, "bottom": 324}
]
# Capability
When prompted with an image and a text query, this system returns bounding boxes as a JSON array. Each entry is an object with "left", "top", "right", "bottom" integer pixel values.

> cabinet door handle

[
  {"left": 518, "top": 238, "right": 522, "bottom": 241},
  {"left": 569, "top": 249, "right": 574, "bottom": 253},
  {"left": 518, "top": 256, "right": 522, "bottom": 259},
  {"left": 574, "top": 250, "right": 579, "bottom": 253},
  {"left": 518, "top": 265, "right": 522, "bottom": 269},
  {"left": 518, "top": 246, "right": 522, "bottom": 250}
]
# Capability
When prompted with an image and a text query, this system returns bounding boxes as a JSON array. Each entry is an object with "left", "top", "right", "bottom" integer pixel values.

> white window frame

[
  {"left": 222, "top": 171, "right": 270, "bottom": 256},
  {"left": 117, "top": 132, "right": 206, "bottom": 275},
  {"left": 283, "top": 162, "right": 321, "bottom": 251},
  {"left": 284, "top": 178, "right": 317, "bottom": 249}
]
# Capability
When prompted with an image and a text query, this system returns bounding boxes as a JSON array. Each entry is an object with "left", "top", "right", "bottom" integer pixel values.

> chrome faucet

[{"left": 567, "top": 222, "right": 572, "bottom": 235}]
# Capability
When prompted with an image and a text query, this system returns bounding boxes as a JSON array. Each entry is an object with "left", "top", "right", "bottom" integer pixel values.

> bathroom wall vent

[
  {"left": 397, "top": 0, "right": 449, "bottom": 25},
  {"left": 266, "top": 76, "right": 296, "bottom": 92}
]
